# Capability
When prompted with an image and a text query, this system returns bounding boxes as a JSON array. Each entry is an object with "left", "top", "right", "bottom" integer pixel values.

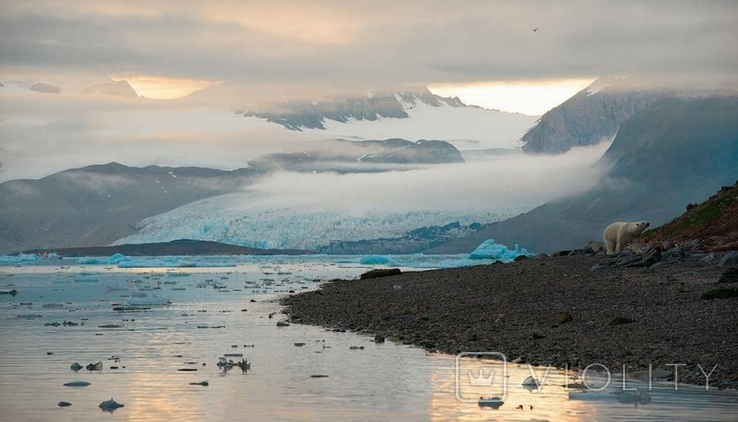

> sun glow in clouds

[
  {"left": 111, "top": 75, "right": 215, "bottom": 99},
  {"left": 429, "top": 79, "right": 596, "bottom": 115}
]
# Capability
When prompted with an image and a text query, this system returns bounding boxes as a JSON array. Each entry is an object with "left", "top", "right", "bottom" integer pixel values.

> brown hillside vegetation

[{"left": 646, "top": 180, "right": 738, "bottom": 251}]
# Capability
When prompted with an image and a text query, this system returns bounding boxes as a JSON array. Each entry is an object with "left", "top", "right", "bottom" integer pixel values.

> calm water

[{"left": 1, "top": 255, "right": 737, "bottom": 421}]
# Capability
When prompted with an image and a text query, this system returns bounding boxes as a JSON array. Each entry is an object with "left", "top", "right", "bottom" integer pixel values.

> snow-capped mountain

[
  {"left": 112, "top": 191, "right": 525, "bottom": 250},
  {"left": 520, "top": 77, "right": 667, "bottom": 154},
  {"left": 236, "top": 85, "right": 540, "bottom": 151}
]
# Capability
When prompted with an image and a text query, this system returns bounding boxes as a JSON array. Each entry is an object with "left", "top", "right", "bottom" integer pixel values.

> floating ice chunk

[
  {"left": 99, "top": 397, "right": 124, "bottom": 412},
  {"left": 73, "top": 277, "right": 99, "bottom": 283},
  {"left": 125, "top": 294, "right": 171, "bottom": 306},
  {"left": 568, "top": 391, "right": 613, "bottom": 401},
  {"left": 63, "top": 381, "right": 91, "bottom": 387},
  {"left": 468, "top": 239, "right": 532, "bottom": 261}
]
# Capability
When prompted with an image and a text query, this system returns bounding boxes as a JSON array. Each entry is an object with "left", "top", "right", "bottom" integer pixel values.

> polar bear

[{"left": 603, "top": 221, "right": 650, "bottom": 255}]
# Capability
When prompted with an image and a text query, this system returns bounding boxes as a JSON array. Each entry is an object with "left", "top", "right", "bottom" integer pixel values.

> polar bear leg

[{"left": 603, "top": 231, "right": 616, "bottom": 255}]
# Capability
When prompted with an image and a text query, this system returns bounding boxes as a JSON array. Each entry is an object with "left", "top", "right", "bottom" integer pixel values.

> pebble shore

[{"left": 282, "top": 251, "right": 738, "bottom": 389}]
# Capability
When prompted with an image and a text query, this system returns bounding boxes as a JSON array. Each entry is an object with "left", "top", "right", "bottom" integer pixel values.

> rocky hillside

[
  {"left": 0, "top": 163, "right": 255, "bottom": 254},
  {"left": 242, "top": 85, "right": 465, "bottom": 131},
  {"left": 429, "top": 94, "right": 738, "bottom": 254},
  {"left": 645, "top": 181, "right": 738, "bottom": 251},
  {"left": 521, "top": 77, "right": 664, "bottom": 154}
]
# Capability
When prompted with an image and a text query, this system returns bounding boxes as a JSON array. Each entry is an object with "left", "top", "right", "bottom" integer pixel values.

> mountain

[
  {"left": 0, "top": 163, "right": 254, "bottom": 254},
  {"left": 234, "top": 85, "right": 538, "bottom": 152},
  {"left": 521, "top": 77, "right": 664, "bottom": 154},
  {"left": 29, "top": 82, "right": 61, "bottom": 94},
  {"left": 0, "top": 137, "right": 468, "bottom": 254},
  {"left": 428, "top": 94, "right": 738, "bottom": 254},
  {"left": 242, "top": 86, "right": 464, "bottom": 130},
  {"left": 82, "top": 80, "right": 138, "bottom": 98},
  {"left": 247, "top": 138, "right": 463, "bottom": 172}
]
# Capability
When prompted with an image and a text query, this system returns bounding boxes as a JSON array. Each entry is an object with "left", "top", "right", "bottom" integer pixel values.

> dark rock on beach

[
  {"left": 282, "top": 251, "right": 738, "bottom": 389},
  {"left": 718, "top": 268, "right": 738, "bottom": 284},
  {"left": 360, "top": 268, "right": 402, "bottom": 279}
]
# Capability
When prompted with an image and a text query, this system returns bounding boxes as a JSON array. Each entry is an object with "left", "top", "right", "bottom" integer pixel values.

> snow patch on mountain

[{"left": 301, "top": 100, "right": 538, "bottom": 151}]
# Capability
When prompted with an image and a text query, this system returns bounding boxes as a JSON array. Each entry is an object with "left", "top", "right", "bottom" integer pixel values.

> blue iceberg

[
  {"left": 359, "top": 256, "right": 391, "bottom": 265},
  {"left": 468, "top": 239, "right": 532, "bottom": 261}
]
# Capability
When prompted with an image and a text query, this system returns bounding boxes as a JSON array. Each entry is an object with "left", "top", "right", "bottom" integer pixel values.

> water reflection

[{"left": 1, "top": 258, "right": 738, "bottom": 421}]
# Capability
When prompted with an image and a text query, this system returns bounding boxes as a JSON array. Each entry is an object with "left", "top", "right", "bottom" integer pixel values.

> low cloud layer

[
  {"left": 247, "top": 142, "right": 612, "bottom": 213},
  {"left": 0, "top": 88, "right": 305, "bottom": 181}
]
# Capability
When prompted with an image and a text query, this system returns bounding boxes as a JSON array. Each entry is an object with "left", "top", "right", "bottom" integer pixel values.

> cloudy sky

[{"left": 1, "top": 0, "right": 736, "bottom": 110}]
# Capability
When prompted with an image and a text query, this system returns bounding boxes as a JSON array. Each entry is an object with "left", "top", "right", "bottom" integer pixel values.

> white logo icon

[{"left": 468, "top": 369, "right": 494, "bottom": 386}]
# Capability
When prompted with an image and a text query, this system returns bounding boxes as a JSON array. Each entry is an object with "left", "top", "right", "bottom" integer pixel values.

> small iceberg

[
  {"left": 522, "top": 376, "right": 540, "bottom": 389},
  {"left": 478, "top": 396, "right": 504, "bottom": 409},
  {"left": 125, "top": 295, "right": 171, "bottom": 306},
  {"left": 73, "top": 277, "right": 99, "bottom": 283},
  {"left": 99, "top": 397, "right": 124, "bottom": 412},
  {"left": 469, "top": 239, "right": 532, "bottom": 261},
  {"left": 615, "top": 389, "right": 652, "bottom": 406},
  {"left": 63, "top": 381, "right": 91, "bottom": 387}
]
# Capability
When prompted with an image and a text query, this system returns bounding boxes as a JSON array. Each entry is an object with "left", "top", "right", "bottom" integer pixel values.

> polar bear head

[{"left": 633, "top": 221, "right": 650, "bottom": 234}]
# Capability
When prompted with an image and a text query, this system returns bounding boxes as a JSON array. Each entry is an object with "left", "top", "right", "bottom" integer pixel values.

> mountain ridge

[{"left": 428, "top": 94, "right": 738, "bottom": 254}]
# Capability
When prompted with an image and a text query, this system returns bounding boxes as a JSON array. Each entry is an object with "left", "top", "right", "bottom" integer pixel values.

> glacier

[{"left": 113, "top": 192, "right": 527, "bottom": 251}]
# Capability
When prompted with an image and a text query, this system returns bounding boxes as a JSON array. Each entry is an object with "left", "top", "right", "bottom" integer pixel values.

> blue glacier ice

[
  {"left": 0, "top": 253, "right": 38, "bottom": 264},
  {"left": 359, "top": 256, "right": 391, "bottom": 265},
  {"left": 111, "top": 192, "right": 529, "bottom": 250},
  {"left": 76, "top": 253, "right": 131, "bottom": 265},
  {"left": 468, "top": 239, "right": 532, "bottom": 261}
]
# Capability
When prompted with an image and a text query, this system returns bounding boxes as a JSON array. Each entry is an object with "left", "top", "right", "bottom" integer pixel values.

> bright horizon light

[
  {"left": 429, "top": 79, "right": 596, "bottom": 116},
  {"left": 110, "top": 75, "right": 215, "bottom": 99}
]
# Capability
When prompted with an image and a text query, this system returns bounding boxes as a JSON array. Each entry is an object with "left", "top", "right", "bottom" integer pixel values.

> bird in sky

[{"left": 533, "top": 28, "right": 539, "bottom": 32}]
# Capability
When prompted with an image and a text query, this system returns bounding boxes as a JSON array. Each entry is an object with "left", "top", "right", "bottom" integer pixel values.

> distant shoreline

[
  {"left": 18, "top": 239, "right": 314, "bottom": 257},
  {"left": 283, "top": 251, "right": 738, "bottom": 390}
]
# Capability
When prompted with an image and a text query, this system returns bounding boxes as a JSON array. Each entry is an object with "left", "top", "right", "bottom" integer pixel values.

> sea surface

[{"left": 1, "top": 255, "right": 737, "bottom": 421}]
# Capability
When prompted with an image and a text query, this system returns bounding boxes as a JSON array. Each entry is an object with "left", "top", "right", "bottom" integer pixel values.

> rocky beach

[{"left": 282, "top": 248, "right": 738, "bottom": 390}]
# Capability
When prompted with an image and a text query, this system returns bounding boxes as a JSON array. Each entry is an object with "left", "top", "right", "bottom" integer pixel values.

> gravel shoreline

[{"left": 282, "top": 252, "right": 738, "bottom": 390}]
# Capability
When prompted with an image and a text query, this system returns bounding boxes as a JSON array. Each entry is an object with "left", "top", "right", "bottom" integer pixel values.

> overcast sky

[
  {"left": 1, "top": 1, "right": 735, "bottom": 224},
  {"left": 1, "top": 0, "right": 736, "bottom": 97}
]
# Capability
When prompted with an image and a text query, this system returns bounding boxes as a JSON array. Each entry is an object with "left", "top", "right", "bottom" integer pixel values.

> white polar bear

[{"left": 603, "top": 221, "right": 650, "bottom": 255}]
